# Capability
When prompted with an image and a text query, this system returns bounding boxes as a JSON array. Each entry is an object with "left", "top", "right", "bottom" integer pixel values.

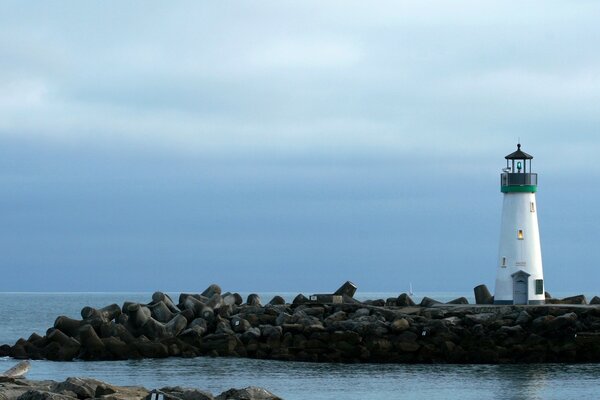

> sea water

[{"left": 1, "top": 292, "right": 600, "bottom": 400}]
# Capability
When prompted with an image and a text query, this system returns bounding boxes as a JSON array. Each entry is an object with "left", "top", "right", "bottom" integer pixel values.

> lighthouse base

[{"left": 494, "top": 299, "right": 545, "bottom": 305}]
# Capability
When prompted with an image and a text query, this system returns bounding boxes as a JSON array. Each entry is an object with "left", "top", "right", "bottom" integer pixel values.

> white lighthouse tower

[{"left": 494, "top": 144, "right": 545, "bottom": 305}]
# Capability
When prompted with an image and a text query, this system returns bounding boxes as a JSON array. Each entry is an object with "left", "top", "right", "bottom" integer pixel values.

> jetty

[{"left": 2, "top": 282, "right": 600, "bottom": 364}]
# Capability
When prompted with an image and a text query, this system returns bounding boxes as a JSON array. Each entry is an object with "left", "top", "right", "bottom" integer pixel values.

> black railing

[{"left": 501, "top": 173, "right": 538, "bottom": 186}]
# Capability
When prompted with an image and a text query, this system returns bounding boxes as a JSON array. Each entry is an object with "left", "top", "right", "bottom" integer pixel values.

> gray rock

[
  {"left": 333, "top": 281, "right": 357, "bottom": 298},
  {"left": 52, "top": 377, "right": 102, "bottom": 399},
  {"left": 17, "top": 390, "right": 76, "bottom": 400},
  {"left": 246, "top": 294, "right": 262, "bottom": 307},
  {"left": 465, "top": 313, "right": 496, "bottom": 324},
  {"left": 419, "top": 297, "right": 441, "bottom": 307},
  {"left": 560, "top": 295, "right": 587, "bottom": 305},
  {"left": 292, "top": 294, "right": 309, "bottom": 305},
  {"left": 353, "top": 308, "right": 371, "bottom": 318},
  {"left": 216, "top": 387, "right": 282, "bottom": 400},
  {"left": 591, "top": 296, "right": 600, "bottom": 305},
  {"left": 201, "top": 284, "right": 222, "bottom": 299},
  {"left": 268, "top": 296, "right": 285, "bottom": 306},
  {"left": 396, "top": 293, "right": 416, "bottom": 307},
  {"left": 515, "top": 310, "right": 532, "bottom": 325},
  {"left": 149, "top": 387, "right": 214, "bottom": 400},
  {"left": 446, "top": 297, "right": 469, "bottom": 305},
  {"left": 390, "top": 318, "right": 410, "bottom": 333}
]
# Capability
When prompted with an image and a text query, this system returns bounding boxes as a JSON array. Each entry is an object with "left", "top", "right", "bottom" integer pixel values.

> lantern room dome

[{"left": 505, "top": 143, "right": 533, "bottom": 160}]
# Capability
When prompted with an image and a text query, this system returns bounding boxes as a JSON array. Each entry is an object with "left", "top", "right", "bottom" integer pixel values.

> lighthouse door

[{"left": 513, "top": 276, "right": 529, "bottom": 305}]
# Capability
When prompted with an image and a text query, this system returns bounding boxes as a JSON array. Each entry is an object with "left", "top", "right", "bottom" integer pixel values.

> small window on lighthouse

[
  {"left": 517, "top": 229, "right": 524, "bottom": 240},
  {"left": 530, "top": 202, "right": 536, "bottom": 212},
  {"left": 535, "top": 279, "right": 544, "bottom": 295},
  {"left": 501, "top": 257, "right": 507, "bottom": 267}
]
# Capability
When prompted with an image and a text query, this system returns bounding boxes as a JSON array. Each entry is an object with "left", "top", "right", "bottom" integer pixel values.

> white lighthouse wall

[{"left": 494, "top": 192, "right": 544, "bottom": 304}]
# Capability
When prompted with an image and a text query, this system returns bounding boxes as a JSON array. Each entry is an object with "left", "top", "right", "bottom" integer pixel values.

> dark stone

[
  {"left": 201, "top": 284, "right": 222, "bottom": 298},
  {"left": 157, "top": 386, "right": 215, "bottom": 400},
  {"left": 515, "top": 310, "right": 532, "bottom": 325},
  {"left": 102, "top": 336, "right": 131, "bottom": 359},
  {"left": 53, "top": 316, "right": 82, "bottom": 338},
  {"left": 474, "top": 284, "right": 493, "bottom": 305},
  {"left": 247, "top": 294, "right": 262, "bottom": 307},
  {"left": 339, "top": 294, "right": 360, "bottom": 304},
  {"left": 333, "top": 281, "right": 357, "bottom": 298},
  {"left": 81, "top": 304, "right": 121, "bottom": 322},
  {"left": 420, "top": 297, "right": 441, "bottom": 307},
  {"left": 268, "top": 296, "right": 286, "bottom": 306},
  {"left": 127, "top": 303, "right": 152, "bottom": 328},
  {"left": 230, "top": 316, "right": 251, "bottom": 333},
  {"left": 199, "top": 334, "right": 237, "bottom": 355},
  {"left": 216, "top": 386, "right": 282, "bottom": 400},
  {"left": 363, "top": 299, "right": 385, "bottom": 307},
  {"left": 0, "top": 344, "right": 11, "bottom": 357},
  {"left": 78, "top": 324, "right": 105, "bottom": 359},
  {"left": 15, "top": 390, "right": 75, "bottom": 400},
  {"left": 396, "top": 293, "right": 416, "bottom": 307},
  {"left": 152, "top": 292, "right": 180, "bottom": 314},
  {"left": 232, "top": 293, "right": 243, "bottom": 306},
  {"left": 148, "top": 301, "right": 176, "bottom": 323},
  {"left": 53, "top": 377, "right": 97, "bottom": 399},
  {"left": 135, "top": 340, "right": 169, "bottom": 358},
  {"left": 385, "top": 298, "right": 398, "bottom": 307},
  {"left": 292, "top": 294, "right": 309, "bottom": 305},
  {"left": 560, "top": 295, "right": 587, "bottom": 305},
  {"left": 446, "top": 297, "right": 469, "bottom": 305},
  {"left": 591, "top": 296, "right": 600, "bottom": 305}
]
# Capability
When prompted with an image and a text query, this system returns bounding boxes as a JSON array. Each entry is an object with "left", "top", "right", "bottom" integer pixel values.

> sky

[{"left": 1, "top": 1, "right": 600, "bottom": 294}]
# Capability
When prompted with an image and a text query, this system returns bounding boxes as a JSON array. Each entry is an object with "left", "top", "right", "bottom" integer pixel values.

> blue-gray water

[{"left": 1, "top": 292, "right": 599, "bottom": 400}]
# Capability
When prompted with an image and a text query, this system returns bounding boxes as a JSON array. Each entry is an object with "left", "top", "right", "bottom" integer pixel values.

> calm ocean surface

[{"left": 1, "top": 292, "right": 600, "bottom": 400}]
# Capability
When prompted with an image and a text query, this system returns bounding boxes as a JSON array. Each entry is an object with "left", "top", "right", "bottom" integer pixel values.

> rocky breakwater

[
  {"left": 0, "top": 375, "right": 281, "bottom": 400},
  {"left": 3, "top": 283, "right": 600, "bottom": 363}
]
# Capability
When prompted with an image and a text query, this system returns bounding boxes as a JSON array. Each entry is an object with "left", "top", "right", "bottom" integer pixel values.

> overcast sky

[{"left": 1, "top": 1, "right": 600, "bottom": 294}]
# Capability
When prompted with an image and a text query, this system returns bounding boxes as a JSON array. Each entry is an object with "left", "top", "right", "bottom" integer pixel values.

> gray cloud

[{"left": 0, "top": 1, "right": 599, "bottom": 292}]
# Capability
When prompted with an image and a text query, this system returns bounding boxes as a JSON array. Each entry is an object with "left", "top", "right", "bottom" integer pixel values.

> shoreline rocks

[
  {"left": 0, "top": 376, "right": 282, "bottom": 400},
  {"left": 3, "top": 283, "right": 600, "bottom": 364}
]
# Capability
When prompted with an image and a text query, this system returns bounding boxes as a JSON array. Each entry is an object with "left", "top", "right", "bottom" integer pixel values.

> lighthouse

[{"left": 494, "top": 144, "right": 545, "bottom": 305}]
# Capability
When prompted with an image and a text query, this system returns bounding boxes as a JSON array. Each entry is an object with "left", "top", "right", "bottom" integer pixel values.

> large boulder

[
  {"left": 473, "top": 284, "right": 493, "bottom": 305},
  {"left": 333, "top": 281, "right": 357, "bottom": 298},
  {"left": 396, "top": 293, "right": 416, "bottom": 307}
]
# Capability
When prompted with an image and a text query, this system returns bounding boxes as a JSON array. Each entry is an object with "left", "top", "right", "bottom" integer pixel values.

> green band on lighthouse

[{"left": 501, "top": 185, "right": 537, "bottom": 193}]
